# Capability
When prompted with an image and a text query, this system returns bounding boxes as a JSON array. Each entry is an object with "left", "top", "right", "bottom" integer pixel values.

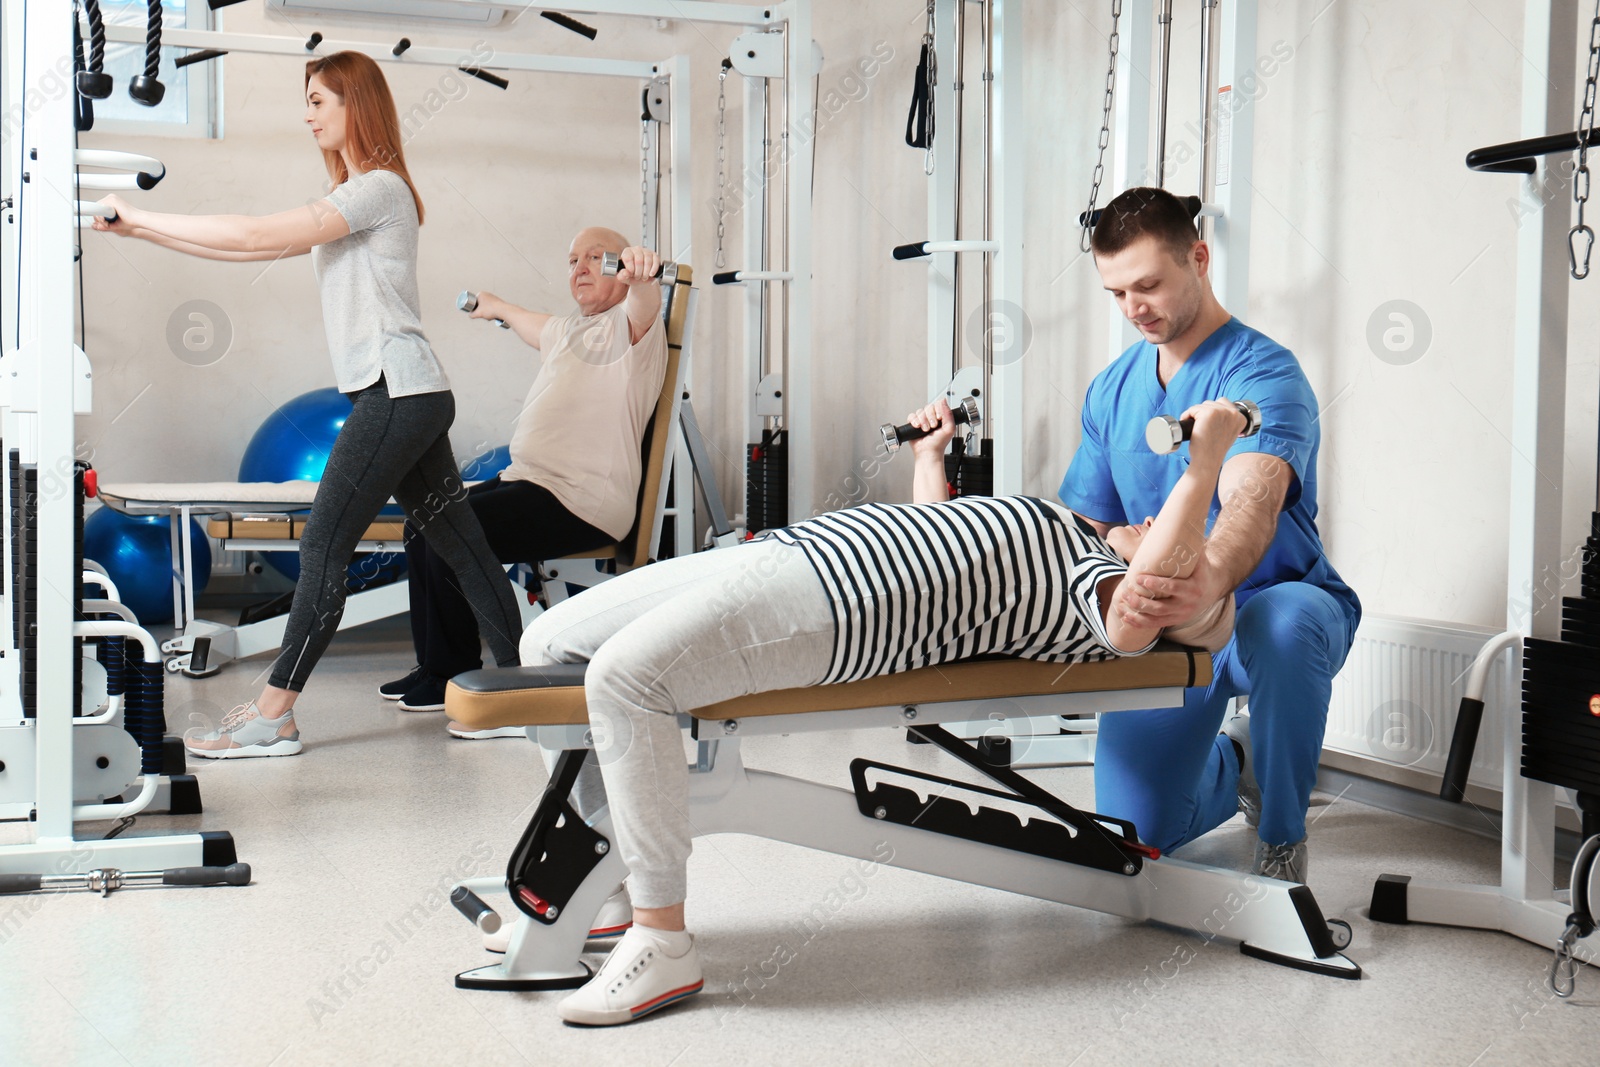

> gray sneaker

[
  {"left": 184, "top": 702, "right": 303, "bottom": 759},
  {"left": 1253, "top": 838, "right": 1309, "bottom": 883},
  {"left": 1221, "top": 712, "right": 1260, "bottom": 829}
]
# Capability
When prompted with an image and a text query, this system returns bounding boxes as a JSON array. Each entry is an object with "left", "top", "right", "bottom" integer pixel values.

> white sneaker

[
  {"left": 447, "top": 719, "right": 526, "bottom": 740},
  {"left": 184, "top": 702, "right": 302, "bottom": 759},
  {"left": 484, "top": 885, "right": 633, "bottom": 954},
  {"left": 557, "top": 925, "right": 703, "bottom": 1027}
]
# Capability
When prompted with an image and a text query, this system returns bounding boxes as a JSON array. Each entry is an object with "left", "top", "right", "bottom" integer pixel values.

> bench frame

[{"left": 449, "top": 678, "right": 1361, "bottom": 992}]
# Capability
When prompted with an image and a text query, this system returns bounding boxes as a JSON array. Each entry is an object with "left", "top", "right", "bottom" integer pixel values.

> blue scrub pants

[{"left": 1093, "top": 580, "right": 1359, "bottom": 850}]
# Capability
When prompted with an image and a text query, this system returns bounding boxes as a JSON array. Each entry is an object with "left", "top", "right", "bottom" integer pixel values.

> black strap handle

[{"left": 905, "top": 40, "right": 934, "bottom": 149}]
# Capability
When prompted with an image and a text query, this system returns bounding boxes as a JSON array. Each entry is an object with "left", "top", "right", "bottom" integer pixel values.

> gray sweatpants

[
  {"left": 520, "top": 541, "right": 836, "bottom": 908},
  {"left": 270, "top": 379, "right": 523, "bottom": 692}
]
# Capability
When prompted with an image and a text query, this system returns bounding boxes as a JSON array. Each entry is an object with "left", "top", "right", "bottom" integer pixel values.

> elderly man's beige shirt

[{"left": 501, "top": 302, "right": 667, "bottom": 540}]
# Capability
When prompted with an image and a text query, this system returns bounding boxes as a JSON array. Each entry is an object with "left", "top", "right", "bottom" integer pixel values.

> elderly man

[
  {"left": 381, "top": 228, "right": 667, "bottom": 714},
  {"left": 1054, "top": 186, "right": 1361, "bottom": 882}
]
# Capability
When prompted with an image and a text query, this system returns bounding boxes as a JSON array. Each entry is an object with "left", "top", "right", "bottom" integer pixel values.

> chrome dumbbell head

[
  {"left": 600, "top": 251, "right": 677, "bottom": 287},
  {"left": 1145, "top": 399, "right": 1261, "bottom": 454},
  {"left": 457, "top": 290, "right": 510, "bottom": 329}
]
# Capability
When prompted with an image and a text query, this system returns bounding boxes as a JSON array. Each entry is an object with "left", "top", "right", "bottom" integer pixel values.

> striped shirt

[{"left": 761, "top": 496, "right": 1150, "bottom": 684}]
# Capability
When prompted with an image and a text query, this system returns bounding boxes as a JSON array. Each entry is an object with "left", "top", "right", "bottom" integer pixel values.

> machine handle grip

[
  {"left": 0, "top": 874, "right": 43, "bottom": 894},
  {"left": 713, "top": 271, "right": 740, "bottom": 285},
  {"left": 450, "top": 886, "right": 503, "bottom": 933},
  {"left": 893, "top": 242, "right": 931, "bottom": 260},
  {"left": 162, "top": 863, "right": 251, "bottom": 886}
]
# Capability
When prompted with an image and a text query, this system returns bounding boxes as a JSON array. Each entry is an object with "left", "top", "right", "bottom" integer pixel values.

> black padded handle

[
  {"left": 893, "top": 242, "right": 930, "bottom": 260},
  {"left": 541, "top": 11, "right": 598, "bottom": 39},
  {"left": 713, "top": 271, "right": 740, "bottom": 285},
  {"left": 460, "top": 66, "right": 509, "bottom": 90},
  {"left": 162, "top": 862, "right": 250, "bottom": 886},
  {"left": 1439, "top": 697, "right": 1485, "bottom": 804},
  {"left": 0, "top": 874, "right": 43, "bottom": 894}
]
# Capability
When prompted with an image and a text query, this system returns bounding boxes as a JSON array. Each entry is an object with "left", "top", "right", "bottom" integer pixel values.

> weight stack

[
  {"left": 746, "top": 429, "right": 788, "bottom": 534},
  {"left": 944, "top": 437, "right": 994, "bottom": 498},
  {"left": 1520, "top": 512, "right": 1600, "bottom": 796},
  {"left": 11, "top": 451, "right": 36, "bottom": 716}
]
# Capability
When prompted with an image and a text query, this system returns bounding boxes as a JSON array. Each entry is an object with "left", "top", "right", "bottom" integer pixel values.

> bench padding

[{"left": 446, "top": 646, "right": 1210, "bottom": 731}]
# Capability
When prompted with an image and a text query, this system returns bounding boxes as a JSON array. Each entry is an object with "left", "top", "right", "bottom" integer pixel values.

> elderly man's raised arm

[
  {"left": 615, "top": 246, "right": 664, "bottom": 344},
  {"left": 465, "top": 292, "right": 552, "bottom": 349}
]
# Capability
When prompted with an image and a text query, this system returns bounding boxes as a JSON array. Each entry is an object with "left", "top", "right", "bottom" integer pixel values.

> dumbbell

[
  {"left": 1145, "top": 399, "right": 1261, "bottom": 454},
  {"left": 457, "top": 290, "right": 510, "bottom": 329},
  {"left": 600, "top": 251, "right": 678, "bottom": 287},
  {"left": 881, "top": 396, "right": 981, "bottom": 452}
]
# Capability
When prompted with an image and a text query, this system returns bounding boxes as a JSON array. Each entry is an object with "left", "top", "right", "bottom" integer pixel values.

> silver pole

[
  {"left": 1197, "top": 0, "right": 1222, "bottom": 238},
  {"left": 1155, "top": 0, "right": 1174, "bottom": 187},
  {"left": 950, "top": 0, "right": 967, "bottom": 378},
  {"left": 980, "top": 0, "right": 994, "bottom": 437},
  {"left": 760, "top": 75, "right": 772, "bottom": 389}
]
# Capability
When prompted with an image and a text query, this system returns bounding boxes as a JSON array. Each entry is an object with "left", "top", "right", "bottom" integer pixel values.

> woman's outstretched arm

[{"left": 93, "top": 192, "right": 349, "bottom": 256}]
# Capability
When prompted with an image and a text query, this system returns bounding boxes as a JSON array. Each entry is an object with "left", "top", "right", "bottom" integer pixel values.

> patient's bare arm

[{"left": 1102, "top": 400, "right": 1246, "bottom": 654}]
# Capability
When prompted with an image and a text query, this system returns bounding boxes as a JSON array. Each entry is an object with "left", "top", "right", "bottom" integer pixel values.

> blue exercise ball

[
  {"left": 83, "top": 509, "right": 211, "bottom": 625},
  {"left": 239, "top": 387, "right": 406, "bottom": 590},
  {"left": 461, "top": 443, "right": 512, "bottom": 482}
]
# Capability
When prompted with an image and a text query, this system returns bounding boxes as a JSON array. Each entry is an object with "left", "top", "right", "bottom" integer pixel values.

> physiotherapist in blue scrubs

[{"left": 1059, "top": 187, "right": 1360, "bottom": 882}]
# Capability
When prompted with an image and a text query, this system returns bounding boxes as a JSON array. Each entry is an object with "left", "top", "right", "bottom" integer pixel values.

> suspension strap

[{"left": 906, "top": 1, "right": 936, "bottom": 174}]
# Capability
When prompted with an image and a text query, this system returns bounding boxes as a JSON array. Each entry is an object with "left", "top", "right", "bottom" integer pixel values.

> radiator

[{"left": 1323, "top": 614, "right": 1518, "bottom": 792}]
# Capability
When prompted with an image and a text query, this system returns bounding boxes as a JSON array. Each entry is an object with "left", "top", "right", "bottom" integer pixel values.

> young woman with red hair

[{"left": 95, "top": 51, "right": 524, "bottom": 758}]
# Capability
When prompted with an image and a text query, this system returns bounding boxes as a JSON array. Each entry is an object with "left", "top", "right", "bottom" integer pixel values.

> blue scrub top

[{"left": 1058, "top": 318, "right": 1358, "bottom": 622}]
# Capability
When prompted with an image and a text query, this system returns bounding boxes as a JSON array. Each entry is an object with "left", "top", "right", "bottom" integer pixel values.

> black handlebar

[{"left": 1465, "top": 130, "right": 1582, "bottom": 175}]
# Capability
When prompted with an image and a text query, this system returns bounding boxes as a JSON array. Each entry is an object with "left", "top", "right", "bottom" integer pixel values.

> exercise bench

[{"left": 443, "top": 643, "right": 1361, "bottom": 992}]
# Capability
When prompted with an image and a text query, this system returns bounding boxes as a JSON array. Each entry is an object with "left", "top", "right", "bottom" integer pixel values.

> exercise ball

[
  {"left": 461, "top": 443, "right": 512, "bottom": 481},
  {"left": 83, "top": 509, "right": 211, "bottom": 625},
  {"left": 238, "top": 387, "right": 406, "bottom": 590}
]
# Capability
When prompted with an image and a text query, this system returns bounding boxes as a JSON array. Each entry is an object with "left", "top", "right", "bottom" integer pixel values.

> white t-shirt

[
  {"left": 313, "top": 169, "right": 448, "bottom": 397},
  {"left": 502, "top": 303, "right": 667, "bottom": 540}
]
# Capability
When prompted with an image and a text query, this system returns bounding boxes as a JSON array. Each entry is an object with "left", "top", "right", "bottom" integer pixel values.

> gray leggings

[{"left": 269, "top": 379, "right": 522, "bottom": 692}]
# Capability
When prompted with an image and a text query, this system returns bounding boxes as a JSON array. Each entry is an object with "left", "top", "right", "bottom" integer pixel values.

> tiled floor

[{"left": 1, "top": 617, "right": 1595, "bottom": 1066}]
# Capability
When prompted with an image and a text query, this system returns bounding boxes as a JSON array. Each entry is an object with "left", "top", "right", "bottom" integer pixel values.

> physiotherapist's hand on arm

[
  {"left": 618, "top": 246, "right": 663, "bottom": 345},
  {"left": 1113, "top": 449, "right": 1290, "bottom": 629},
  {"left": 95, "top": 194, "right": 349, "bottom": 257},
  {"left": 909, "top": 398, "right": 956, "bottom": 504}
]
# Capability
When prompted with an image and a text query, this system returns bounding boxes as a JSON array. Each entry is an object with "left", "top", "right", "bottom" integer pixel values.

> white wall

[{"left": 73, "top": 0, "right": 1600, "bottom": 632}]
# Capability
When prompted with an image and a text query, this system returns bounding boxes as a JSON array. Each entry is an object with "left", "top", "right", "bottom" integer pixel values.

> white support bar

[
  {"left": 781, "top": 0, "right": 816, "bottom": 518},
  {"left": 1106, "top": 0, "right": 1153, "bottom": 364},
  {"left": 73, "top": 150, "right": 164, "bottom": 177},
  {"left": 99, "top": 24, "right": 660, "bottom": 80},
  {"left": 989, "top": 0, "right": 1024, "bottom": 496},
  {"left": 449, "top": 0, "right": 777, "bottom": 25},
  {"left": 716, "top": 270, "right": 792, "bottom": 283},
  {"left": 1209, "top": 0, "right": 1256, "bottom": 315}
]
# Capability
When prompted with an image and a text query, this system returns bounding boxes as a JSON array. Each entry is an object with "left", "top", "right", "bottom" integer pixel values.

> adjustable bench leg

[{"left": 454, "top": 839, "right": 629, "bottom": 991}]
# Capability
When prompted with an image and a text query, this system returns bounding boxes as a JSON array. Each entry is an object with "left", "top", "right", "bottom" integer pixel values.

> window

[{"left": 90, "top": 0, "right": 219, "bottom": 138}]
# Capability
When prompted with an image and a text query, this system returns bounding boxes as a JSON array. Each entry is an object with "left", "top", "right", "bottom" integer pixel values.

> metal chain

[
  {"left": 1571, "top": 0, "right": 1600, "bottom": 280},
  {"left": 714, "top": 62, "right": 730, "bottom": 269},
  {"left": 923, "top": 0, "right": 937, "bottom": 176},
  {"left": 640, "top": 113, "right": 651, "bottom": 249},
  {"left": 1080, "top": 0, "right": 1122, "bottom": 254}
]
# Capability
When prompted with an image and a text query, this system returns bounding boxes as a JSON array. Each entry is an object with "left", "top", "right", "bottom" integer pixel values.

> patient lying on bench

[{"left": 523, "top": 400, "right": 1248, "bottom": 1026}]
